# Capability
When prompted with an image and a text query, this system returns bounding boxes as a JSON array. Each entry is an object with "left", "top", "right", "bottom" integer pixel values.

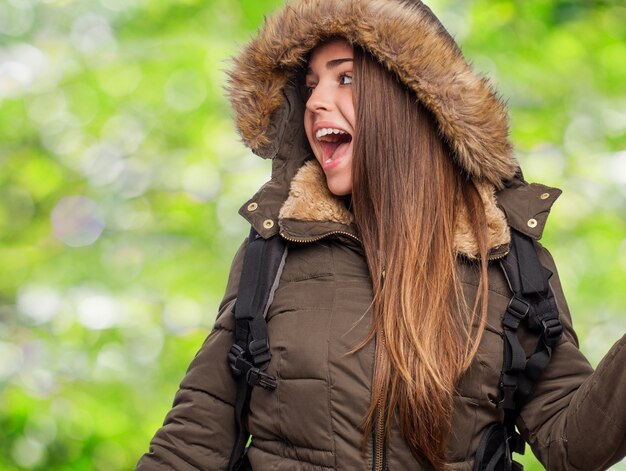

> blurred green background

[{"left": 0, "top": 0, "right": 624, "bottom": 469}]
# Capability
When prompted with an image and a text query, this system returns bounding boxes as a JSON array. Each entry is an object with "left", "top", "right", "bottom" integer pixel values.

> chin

[{"left": 326, "top": 180, "right": 352, "bottom": 196}]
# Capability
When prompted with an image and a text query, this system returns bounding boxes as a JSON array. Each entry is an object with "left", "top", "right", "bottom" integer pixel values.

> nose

[{"left": 305, "top": 82, "right": 333, "bottom": 113}]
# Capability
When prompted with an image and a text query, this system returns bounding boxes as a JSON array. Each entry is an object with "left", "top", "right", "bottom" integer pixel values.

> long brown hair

[{"left": 350, "top": 45, "right": 491, "bottom": 468}]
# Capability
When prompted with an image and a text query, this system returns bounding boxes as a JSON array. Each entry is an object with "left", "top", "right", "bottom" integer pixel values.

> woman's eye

[
  {"left": 305, "top": 84, "right": 316, "bottom": 96},
  {"left": 340, "top": 74, "right": 353, "bottom": 85}
]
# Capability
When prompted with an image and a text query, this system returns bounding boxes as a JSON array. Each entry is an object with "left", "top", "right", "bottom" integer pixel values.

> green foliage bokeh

[{"left": 0, "top": 0, "right": 624, "bottom": 469}]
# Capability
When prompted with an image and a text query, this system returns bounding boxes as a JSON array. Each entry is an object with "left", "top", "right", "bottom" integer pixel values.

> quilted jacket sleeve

[
  {"left": 136, "top": 238, "right": 249, "bottom": 471},
  {"left": 518, "top": 244, "right": 626, "bottom": 471}
]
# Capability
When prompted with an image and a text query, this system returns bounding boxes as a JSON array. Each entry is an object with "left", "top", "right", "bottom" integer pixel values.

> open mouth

[{"left": 315, "top": 128, "right": 352, "bottom": 163}]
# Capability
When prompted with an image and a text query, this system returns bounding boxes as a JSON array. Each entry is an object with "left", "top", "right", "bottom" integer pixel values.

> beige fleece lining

[{"left": 279, "top": 161, "right": 509, "bottom": 258}]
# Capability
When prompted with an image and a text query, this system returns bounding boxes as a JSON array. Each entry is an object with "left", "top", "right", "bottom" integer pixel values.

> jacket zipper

[
  {"left": 279, "top": 230, "right": 361, "bottom": 244},
  {"left": 372, "top": 396, "right": 387, "bottom": 471},
  {"left": 372, "top": 332, "right": 388, "bottom": 471},
  {"left": 487, "top": 249, "right": 509, "bottom": 261}
]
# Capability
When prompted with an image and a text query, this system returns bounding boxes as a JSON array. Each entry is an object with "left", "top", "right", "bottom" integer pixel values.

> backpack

[{"left": 226, "top": 227, "right": 563, "bottom": 471}]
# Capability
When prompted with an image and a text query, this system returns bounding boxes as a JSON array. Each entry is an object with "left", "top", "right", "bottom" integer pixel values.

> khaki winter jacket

[{"left": 137, "top": 1, "right": 626, "bottom": 470}]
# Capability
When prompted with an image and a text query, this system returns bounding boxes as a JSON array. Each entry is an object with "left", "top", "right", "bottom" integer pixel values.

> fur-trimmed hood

[
  {"left": 226, "top": 0, "right": 559, "bottom": 259},
  {"left": 227, "top": 0, "right": 519, "bottom": 185}
]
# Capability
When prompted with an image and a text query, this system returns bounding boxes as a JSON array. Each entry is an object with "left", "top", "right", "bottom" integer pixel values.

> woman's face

[{"left": 303, "top": 39, "right": 355, "bottom": 196}]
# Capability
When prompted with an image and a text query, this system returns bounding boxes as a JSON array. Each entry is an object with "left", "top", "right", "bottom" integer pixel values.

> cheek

[
  {"left": 340, "top": 93, "right": 355, "bottom": 128},
  {"left": 303, "top": 110, "right": 315, "bottom": 143}
]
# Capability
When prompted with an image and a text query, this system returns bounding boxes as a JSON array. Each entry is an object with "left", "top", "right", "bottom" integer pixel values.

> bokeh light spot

[
  {"left": 17, "top": 284, "right": 62, "bottom": 324},
  {"left": 1, "top": 42, "right": 50, "bottom": 98},
  {"left": 25, "top": 415, "right": 58, "bottom": 447},
  {"left": 102, "top": 114, "right": 146, "bottom": 155},
  {"left": 0, "top": 61, "right": 32, "bottom": 98},
  {"left": 82, "top": 142, "right": 126, "bottom": 186},
  {"left": 51, "top": 196, "right": 105, "bottom": 247},
  {"left": 19, "top": 367, "right": 56, "bottom": 398},
  {"left": 76, "top": 292, "right": 122, "bottom": 330},
  {"left": 11, "top": 436, "right": 46, "bottom": 469},
  {"left": 0, "top": 341, "right": 23, "bottom": 379},
  {"left": 71, "top": 13, "right": 116, "bottom": 54},
  {"left": 94, "top": 343, "right": 127, "bottom": 380},
  {"left": 125, "top": 325, "right": 164, "bottom": 364},
  {"left": 164, "top": 69, "right": 207, "bottom": 112},
  {"left": 182, "top": 161, "right": 221, "bottom": 201},
  {"left": 162, "top": 297, "right": 203, "bottom": 334},
  {"left": 0, "top": 1, "right": 35, "bottom": 37},
  {"left": 112, "top": 197, "right": 152, "bottom": 231},
  {"left": 606, "top": 150, "right": 626, "bottom": 186},
  {"left": 27, "top": 90, "right": 71, "bottom": 135},
  {"left": 99, "top": 0, "right": 137, "bottom": 12}
]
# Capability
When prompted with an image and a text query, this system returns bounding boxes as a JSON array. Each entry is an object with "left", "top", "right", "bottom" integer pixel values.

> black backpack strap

[
  {"left": 497, "top": 228, "right": 563, "bottom": 464},
  {"left": 227, "top": 227, "right": 288, "bottom": 470}
]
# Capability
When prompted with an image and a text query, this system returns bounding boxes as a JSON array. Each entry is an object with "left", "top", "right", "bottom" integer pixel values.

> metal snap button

[
  {"left": 540, "top": 193, "right": 550, "bottom": 200},
  {"left": 527, "top": 218, "right": 538, "bottom": 228},
  {"left": 263, "top": 219, "right": 274, "bottom": 229},
  {"left": 247, "top": 202, "right": 258, "bottom": 212}
]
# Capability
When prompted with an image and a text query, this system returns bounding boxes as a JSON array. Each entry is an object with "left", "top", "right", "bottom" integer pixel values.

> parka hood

[
  {"left": 226, "top": 0, "right": 559, "bottom": 260},
  {"left": 227, "top": 0, "right": 519, "bottom": 186}
]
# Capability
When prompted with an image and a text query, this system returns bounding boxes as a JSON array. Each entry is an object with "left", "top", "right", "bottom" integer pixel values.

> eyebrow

[{"left": 306, "top": 58, "right": 353, "bottom": 75}]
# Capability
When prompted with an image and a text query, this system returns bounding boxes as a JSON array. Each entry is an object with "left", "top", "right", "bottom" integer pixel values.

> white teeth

[{"left": 315, "top": 128, "right": 347, "bottom": 140}]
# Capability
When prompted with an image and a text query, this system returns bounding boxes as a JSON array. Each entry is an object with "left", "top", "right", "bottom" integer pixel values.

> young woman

[{"left": 137, "top": 1, "right": 626, "bottom": 470}]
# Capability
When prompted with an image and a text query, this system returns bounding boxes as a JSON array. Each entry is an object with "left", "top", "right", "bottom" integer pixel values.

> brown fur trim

[
  {"left": 227, "top": 0, "right": 518, "bottom": 187},
  {"left": 454, "top": 181, "right": 511, "bottom": 259},
  {"left": 279, "top": 160, "right": 354, "bottom": 226},
  {"left": 279, "top": 161, "right": 509, "bottom": 258}
]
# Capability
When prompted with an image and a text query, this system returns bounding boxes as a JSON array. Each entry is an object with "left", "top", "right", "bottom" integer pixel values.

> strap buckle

[
  {"left": 228, "top": 343, "right": 277, "bottom": 391},
  {"left": 228, "top": 344, "right": 246, "bottom": 376},
  {"left": 498, "top": 373, "right": 518, "bottom": 410},
  {"left": 503, "top": 296, "right": 530, "bottom": 330},
  {"left": 249, "top": 338, "right": 271, "bottom": 366},
  {"left": 541, "top": 317, "right": 563, "bottom": 347},
  {"left": 246, "top": 367, "right": 277, "bottom": 391}
]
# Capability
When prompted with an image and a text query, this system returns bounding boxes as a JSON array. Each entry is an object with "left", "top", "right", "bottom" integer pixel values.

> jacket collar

[
  {"left": 239, "top": 162, "right": 561, "bottom": 260},
  {"left": 495, "top": 172, "right": 563, "bottom": 241}
]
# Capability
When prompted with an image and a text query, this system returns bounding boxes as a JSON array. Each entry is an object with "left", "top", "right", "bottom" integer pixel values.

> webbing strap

[
  {"left": 484, "top": 442, "right": 506, "bottom": 471},
  {"left": 472, "top": 422, "right": 522, "bottom": 471},
  {"left": 497, "top": 229, "right": 563, "bottom": 465},
  {"left": 227, "top": 228, "right": 288, "bottom": 471},
  {"left": 229, "top": 372, "right": 253, "bottom": 471}
]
